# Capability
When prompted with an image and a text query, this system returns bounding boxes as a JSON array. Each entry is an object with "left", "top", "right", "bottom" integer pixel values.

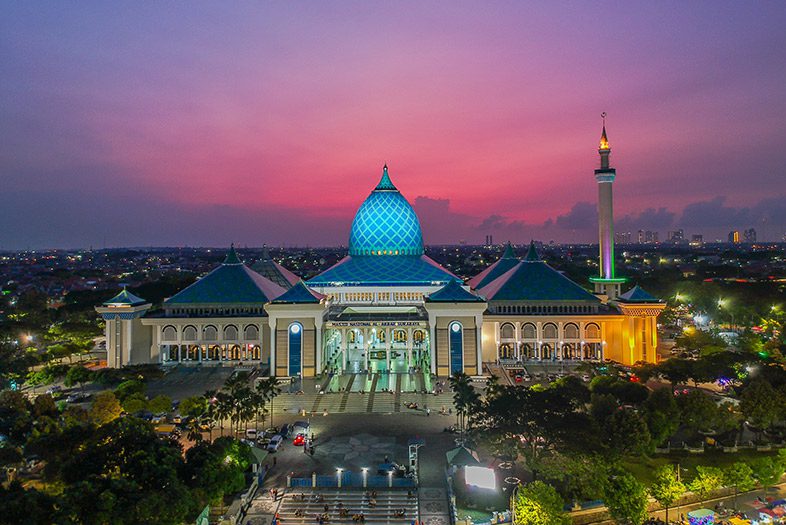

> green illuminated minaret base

[{"left": 589, "top": 114, "right": 626, "bottom": 299}]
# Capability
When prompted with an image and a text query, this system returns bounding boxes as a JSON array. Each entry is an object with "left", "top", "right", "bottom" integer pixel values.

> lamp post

[
  {"left": 336, "top": 468, "right": 343, "bottom": 488},
  {"left": 362, "top": 467, "right": 368, "bottom": 488}
]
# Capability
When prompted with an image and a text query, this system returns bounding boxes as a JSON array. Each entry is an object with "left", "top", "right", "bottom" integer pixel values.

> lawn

[{"left": 624, "top": 449, "right": 780, "bottom": 485}]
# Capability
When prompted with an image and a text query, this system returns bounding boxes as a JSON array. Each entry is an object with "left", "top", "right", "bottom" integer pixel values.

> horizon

[{"left": 2, "top": 2, "right": 786, "bottom": 249}]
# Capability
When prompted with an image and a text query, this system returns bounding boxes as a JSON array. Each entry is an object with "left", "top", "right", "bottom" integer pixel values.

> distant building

[
  {"left": 743, "top": 228, "right": 757, "bottom": 243},
  {"left": 615, "top": 231, "right": 632, "bottom": 244},
  {"left": 728, "top": 230, "right": 740, "bottom": 244},
  {"left": 668, "top": 229, "right": 684, "bottom": 242},
  {"left": 690, "top": 234, "right": 703, "bottom": 247}
]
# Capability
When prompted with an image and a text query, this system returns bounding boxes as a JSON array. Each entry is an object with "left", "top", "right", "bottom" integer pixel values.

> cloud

[
  {"left": 555, "top": 202, "right": 597, "bottom": 230},
  {"left": 617, "top": 207, "right": 675, "bottom": 232},
  {"left": 678, "top": 196, "right": 753, "bottom": 228},
  {"left": 412, "top": 196, "right": 476, "bottom": 244}
]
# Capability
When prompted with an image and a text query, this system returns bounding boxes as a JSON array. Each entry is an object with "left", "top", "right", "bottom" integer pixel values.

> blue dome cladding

[{"left": 348, "top": 166, "right": 424, "bottom": 256}]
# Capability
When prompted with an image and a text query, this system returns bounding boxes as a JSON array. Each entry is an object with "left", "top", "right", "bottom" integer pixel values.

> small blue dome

[{"left": 348, "top": 166, "right": 424, "bottom": 256}]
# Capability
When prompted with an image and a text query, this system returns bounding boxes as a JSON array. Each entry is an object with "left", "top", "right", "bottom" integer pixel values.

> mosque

[{"left": 96, "top": 124, "right": 664, "bottom": 383}]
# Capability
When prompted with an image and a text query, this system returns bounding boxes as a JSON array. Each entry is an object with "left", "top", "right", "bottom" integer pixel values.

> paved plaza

[{"left": 244, "top": 412, "right": 460, "bottom": 525}]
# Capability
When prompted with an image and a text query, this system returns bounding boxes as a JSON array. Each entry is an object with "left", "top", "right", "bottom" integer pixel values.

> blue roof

[
  {"left": 308, "top": 255, "right": 458, "bottom": 287},
  {"left": 165, "top": 251, "right": 286, "bottom": 305},
  {"left": 250, "top": 246, "right": 300, "bottom": 289},
  {"left": 478, "top": 259, "right": 600, "bottom": 302},
  {"left": 427, "top": 279, "right": 485, "bottom": 303},
  {"left": 103, "top": 287, "right": 147, "bottom": 306},
  {"left": 348, "top": 166, "right": 424, "bottom": 256},
  {"left": 618, "top": 285, "right": 662, "bottom": 303},
  {"left": 271, "top": 281, "right": 325, "bottom": 304},
  {"left": 468, "top": 243, "right": 521, "bottom": 290}
]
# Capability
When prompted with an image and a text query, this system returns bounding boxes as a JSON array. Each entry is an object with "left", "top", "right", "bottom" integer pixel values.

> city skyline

[{"left": 2, "top": 2, "right": 786, "bottom": 249}]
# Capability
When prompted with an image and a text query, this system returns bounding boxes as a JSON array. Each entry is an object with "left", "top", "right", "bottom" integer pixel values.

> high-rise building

[
  {"left": 690, "top": 234, "right": 703, "bottom": 246},
  {"left": 668, "top": 229, "right": 684, "bottom": 242},
  {"left": 637, "top": 230, "right": 644, "bottom": 244},
  {"left": 615, "top": 231, "right": 632, "bottom": 244},
  {"left": 728, "top": 230, "right": 740, "bottom": 244},
  {"left": 743, "top": 228, "right": 757, "bottom": 243}
]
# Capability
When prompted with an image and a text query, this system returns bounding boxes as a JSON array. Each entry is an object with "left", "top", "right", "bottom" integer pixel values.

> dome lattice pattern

[{"left": 348, "top": 169, "right": 424, "bottom": 256}]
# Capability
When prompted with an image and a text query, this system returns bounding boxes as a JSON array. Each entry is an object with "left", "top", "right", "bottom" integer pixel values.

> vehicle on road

[
  {"left": 267, "top": 434, "right": 283, "bottom": 452},
  {"left": 293, "top": 433, "right": 305, "bottom": 446}
]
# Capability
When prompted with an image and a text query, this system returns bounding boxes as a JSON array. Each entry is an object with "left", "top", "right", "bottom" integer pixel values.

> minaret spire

[
  {"left": 375, "top": 163, "right": 397, "bottom": 191},
  {"left": 590, "top": 113, "right": 625, "bottom": 300}
]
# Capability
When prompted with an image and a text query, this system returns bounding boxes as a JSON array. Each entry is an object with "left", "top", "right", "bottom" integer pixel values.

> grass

[{"left": 624, "top": 449, "right": 780, "bottom": 485}]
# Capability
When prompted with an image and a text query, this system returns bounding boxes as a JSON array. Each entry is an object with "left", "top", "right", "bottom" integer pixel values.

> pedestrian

[
  {"left": 426, "top": 408, "right": 430, "bottom": 416},
  {"left": 273, "top": 456, "right": 277, "bottom": 466}
]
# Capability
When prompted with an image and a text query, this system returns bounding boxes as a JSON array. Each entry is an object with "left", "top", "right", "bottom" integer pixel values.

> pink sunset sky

[{"left": 2, "top": 2, "right": 786, "bottom": 248}]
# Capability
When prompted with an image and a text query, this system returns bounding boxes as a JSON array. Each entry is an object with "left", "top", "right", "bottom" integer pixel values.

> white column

[
  {"left": 407, "top": 327, "right": 413, "bottom": 369},
  {"left": 123, "top": 319, "right": 132, "bottom": 365},
  {"left": 315, "top": 323, "right": 323, "bottom": 375},
  {"left": 475, "top": 314, "right": 483, "bottom": 375},
  {"left": 428, "top": 313, "right": 437, "bottom": 375},
  {"left": 385, "top": 328, "right": 391, "bottom": 371},
  {"left": 268, "top": 318, "right": 276, "bottom": 376}
]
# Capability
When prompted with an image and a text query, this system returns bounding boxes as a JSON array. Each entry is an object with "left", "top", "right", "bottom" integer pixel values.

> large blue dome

[{"left": 348, "top": 166, "right": 424, "bottom": 256}]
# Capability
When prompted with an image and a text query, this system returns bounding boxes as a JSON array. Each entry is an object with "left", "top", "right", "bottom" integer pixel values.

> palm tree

[
  {"left": 449, "top": 372, "right": 480, "bottom": 437},
  {"left": 186, "top": 416, "right": 204, "bottom": 443},
  {"left": 255, "top": 377, "right": 281, "bottom": 428},
  {"left": 214, "top": 391, "right": 232, "bottom": 436}
]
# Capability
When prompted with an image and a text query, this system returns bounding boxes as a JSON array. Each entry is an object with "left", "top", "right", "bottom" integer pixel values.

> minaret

[{"left": 590, "top": 113, "right": 625, "bottom": 300}]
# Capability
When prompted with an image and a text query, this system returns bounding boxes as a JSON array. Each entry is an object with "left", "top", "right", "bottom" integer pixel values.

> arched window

[
  {"left": 183, "top": 325, "right": 198, "bottom": 341},
  {"left": 203, "top": 325, "right": 218, "bottom": 341},
  {"left": 564, "top": 323, "right": 580, "bottom": 340},
  {"left": 543, "top": 323, "right": 558, "bottom": 339},
  {"left": 224, "top": 325, "right": 239, "bottom": 341},
  {"left": 499, "top": 343, "right": 514, "bottom": 360},
  {"left": 162, "top": 326, "right": 177, "bottom": 342},
  {"left": 449, "top": 321, "right": 463, "bottom": 374},
  {"left": 288, "top": 322, "right": 303, "bottom": 377},
  {"left": 413, "top": 330, "right": 424, "bottom": 345},
  {"left": 500, "top": 323, "right": 515, "bottom": 339},
  {"left": 521, "top": 323, "right": 537, "bottom": 340},
  {"left": 585, "top": 323, "right": 601, "bottom": 340},
  {"left": 243, "top": 324, "right": 258, "bottom": 340},
  {"left": 394, "top": 330, "right": 407, "bottom": 343}
]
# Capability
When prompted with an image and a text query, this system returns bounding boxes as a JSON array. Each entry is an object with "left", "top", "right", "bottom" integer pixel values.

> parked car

[
  {"left": 45, "top": 385, "right": 62, "bottom": 395},
  {"left": 522, "top": 374, "right": 532, "bottom": 382},
  {"left": 246, "top": 428, "right": 259, "bottom": 440},
  {"left": 278, "top": 424, "right": 291, "bottom": 438},
  {"left": 267, "top": 434, "right": 284, "bottom": 452}
]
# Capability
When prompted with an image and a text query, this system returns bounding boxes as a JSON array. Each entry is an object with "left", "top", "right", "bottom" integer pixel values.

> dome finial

[
  {"left": 599, "top": 112, "right": 610, "bottom": 150},
  {"left": 375, "top": 163, "right": 397, "bottom": 191},
  {"left": 223, "top": 244, "right": 242, "bottom": 265}
]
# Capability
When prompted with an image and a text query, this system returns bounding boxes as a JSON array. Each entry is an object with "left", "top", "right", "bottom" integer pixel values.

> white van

[{"left": 267, "top": 434, "right": 283, "bottom": 452}]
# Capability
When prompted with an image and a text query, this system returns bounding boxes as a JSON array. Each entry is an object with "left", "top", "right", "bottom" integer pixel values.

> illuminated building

[
  {"left": 97, "top": 125, "right": 665, "bottom": 379},
  {"left": 728, "top": 230, "right": 740, "bottom": 244}
]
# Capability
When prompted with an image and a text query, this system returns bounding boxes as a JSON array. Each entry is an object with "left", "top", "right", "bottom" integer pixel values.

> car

[
  {"left": 45, "top": 385, "right": 62, "bottom": 395},
  {"left": 246, "top": 428, "right": 259, "bottom": 440},
  {"left": 522, "top": 374, "right": 531, "bottom": 382},
  {"left": 151, "top": 413, "right": 167, "bottom": 424},
  {"left": 293, "top": 433, "right": 305, "bottom": 446},
  {"left": 267, "top": 435, "right": 283, "bottom": 452},
  {"left": 278, "top": 424, "right": 291, "bottom": 437},
  {"left": 171, "top": 414, "right": 182, "bottom": 424},
  {"left": 582, "top": 374, "right": 591, "bottom": 382},
  {"left": 514, "top": 375, "right": 523, "bottom": 383}
]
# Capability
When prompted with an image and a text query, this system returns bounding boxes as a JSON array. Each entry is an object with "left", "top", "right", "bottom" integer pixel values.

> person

[
  {"left": 273, "top": 456, "right": 277, "bottom": 466},
  {"left": 426, "top": 407, "right": 430, "bottom": 416},
  {"left": 324, "top": 504, "right": 329, "bottom": 513}
]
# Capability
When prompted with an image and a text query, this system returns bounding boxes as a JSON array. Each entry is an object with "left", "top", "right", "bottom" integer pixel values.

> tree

[
  {"left": 64, "top": 365, "right": 94, "bottom": 390},
  {"left": 689, "top": 466, "right": 723, "bottom": 501},
  {"left": 605, "top": 472, "right": 648, "bottom": 525},
  {"left": 538, "top": 453, "right": 609, "bottom": 503},
  {"left": 183, "top": 437, "right": 253, "bottom": 507},
  {"left": 449, "top": 372, "right": 481, "bottom": 435},
  {"left": 740, "top": 379, "right": 783, "bottom": 433},
  {"left": 122, "top": 392, "right": 148, "bottom": 414},
  {"left": 148, "top": 395, "right": 172, "bottom": 414},
  {"left": 179, "top": 396, "right": 207, "bottom": 419},
  {"left": 677, "top": 390, "right": 721, "bottom": 434},
  {"left": 723, "top": 462, "right": 755, "bottom": 508},
  {"left": 512, "top": 481, "right": 570, "bottom": 525},
  {"left": 61, "top": 417, "right": 193, "bottom": 524},
  {"left": 750, "top": 457, "right": 785, "bottom": 492},
  {"left": 642, "top": 388, "right": 680, "bottom": 446},
  {"left": 89, "top": 391, "right": 122, "bottom": 426},
  {"left": 113, "top": 379, "right": 145, "bottom": 403},
  {"left": 649, "top": 465, "right": 685, "bottom": 524}
]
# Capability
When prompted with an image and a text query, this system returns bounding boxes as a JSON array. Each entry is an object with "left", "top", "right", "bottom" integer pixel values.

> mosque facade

[{"left": 96, "top": 125, "right": 664, "bottom": 380}]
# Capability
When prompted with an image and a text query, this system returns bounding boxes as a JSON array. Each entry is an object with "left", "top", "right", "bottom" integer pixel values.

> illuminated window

[
  {"left": 288, "top": 322, "right": 302, "bottom": 376},
  {"left": 449, "top": 321, "right": 463, "bottom": 373}
]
